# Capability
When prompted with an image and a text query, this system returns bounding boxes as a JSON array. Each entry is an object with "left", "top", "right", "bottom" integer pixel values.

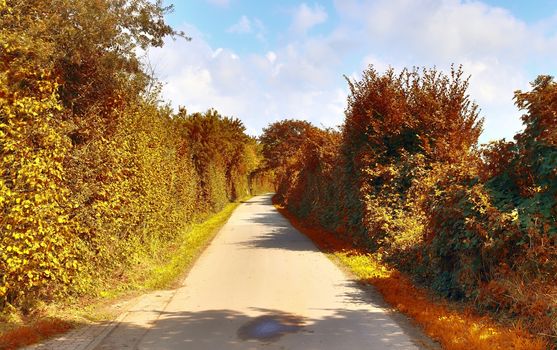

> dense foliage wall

[
  {"left": 264, "top": 66, "right": 557, "bottom": 338},
  {"left": 0, "top": 0, "right": 272, "bottom": 309}
]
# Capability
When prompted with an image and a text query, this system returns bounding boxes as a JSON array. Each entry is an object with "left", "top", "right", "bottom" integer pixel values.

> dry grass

[{"left": 274, "top": 202, "right": 550, "bottom": 350}]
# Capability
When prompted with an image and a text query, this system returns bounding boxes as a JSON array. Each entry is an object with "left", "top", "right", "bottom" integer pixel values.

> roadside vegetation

[
  {"left": 262, "top": 67, "right": 556, "bottom": 348},
  {"left": 0, "top": 0, "right": 273, "bottom": 346},
  {"left": 276, "top": 201, "right": 547, "bottom": 350}
]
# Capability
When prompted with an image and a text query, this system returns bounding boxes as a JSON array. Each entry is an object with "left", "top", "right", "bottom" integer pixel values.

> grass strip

[
  {"left": 274, "top": 202, "right": 549, "bottom": 350},
  {"left": 145, "top": 202, "right": 240, "bottom": 289}
]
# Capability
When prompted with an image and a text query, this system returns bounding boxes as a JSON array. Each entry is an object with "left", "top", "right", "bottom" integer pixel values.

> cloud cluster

[
  {"left": 149, "top": 0, "right": 557, "bottom": 141},
  {"left": 147, "top": 25, "right": 346, "bottom": 135},
  {"left": 291, "top": 3, "right": 328, "bottom": 34}
]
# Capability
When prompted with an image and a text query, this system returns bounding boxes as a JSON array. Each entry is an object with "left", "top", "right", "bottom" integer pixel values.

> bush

[{"left": 262, "top": 66, "right": 557, "bottom": 339}]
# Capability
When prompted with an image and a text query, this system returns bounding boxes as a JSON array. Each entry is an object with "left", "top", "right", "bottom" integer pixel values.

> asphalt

[{"left": 27, "top": 194, "right": 437, "bottom": 350}]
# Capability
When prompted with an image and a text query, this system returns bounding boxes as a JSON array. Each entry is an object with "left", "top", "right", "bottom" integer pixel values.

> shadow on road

[
  {"left": 96, "top": 306, "right": 427, "bottom": 349},
  {"left": 234, "top": 210, "right": 318, "bottom": 253},
  {"left": 235, "top": 230, "right": 319, "bottom": 252},
  {"left": 240, "top": 195, "right": 274, "bottom": 206}
]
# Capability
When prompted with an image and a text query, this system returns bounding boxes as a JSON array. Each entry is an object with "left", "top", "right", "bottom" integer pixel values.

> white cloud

[
  {"left": 228, "top": 16, "right": 267, "bottom": 42},
  {"left": 147, "top": 24, "right": 345, "bottom": 135},
  {"left": 228, "top": 15, "right": 251, "bottom": 34},
  {"left": 205, "top": 0, "right": 230, "bottom": 7},
  {"left": 253, "top": 18, "right": 267, "bottom": 42},
  {"left": 334, "top": 0, "right": 552, "bottom": 62},
  {"left": 211, "top": 48, "right": 223, "bottom": 59},
  {"left": 291, "top": 3, "right": 328, "bottom": 34},
  {"left": 266, "top": 51, "right": 277, "bottom": 64}
]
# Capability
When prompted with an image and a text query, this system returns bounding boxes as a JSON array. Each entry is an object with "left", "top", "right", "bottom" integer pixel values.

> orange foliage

[
  {"left": 371, "top": 274, "right": 548, "bottom": 350},
  {"left": 0, "top": 319, "right": 72, "bottom": 350},
  {"left": 265, "top": 67, "right": 557, "bottom": 345},
  {"left": 275, "top": 199, "right": 550, "bottom": 350}
]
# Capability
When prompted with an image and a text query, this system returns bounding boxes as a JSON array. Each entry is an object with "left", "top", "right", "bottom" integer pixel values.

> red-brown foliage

[
  {"left": 263, "top": 66, "right": 557, "bottom": 344},
  {"left": 276, "top": 199, "right": 549, "bottom": 350}
]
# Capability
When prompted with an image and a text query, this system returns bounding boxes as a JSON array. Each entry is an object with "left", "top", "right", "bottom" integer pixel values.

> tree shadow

[
  {"left": 94, "top": 306, "right": 436, "bottom": 349},
  {"left": 240, "top": 194, "right": 274, "bottom": 206},
  {"left": 244, "top": 211, "right": 290, "bottom": 227},
  {"left": 29, "top": 193, "right": 439, "bottom": 350},
  {"left": 233, "top": 211, "right": 318, "bottom": 252}
]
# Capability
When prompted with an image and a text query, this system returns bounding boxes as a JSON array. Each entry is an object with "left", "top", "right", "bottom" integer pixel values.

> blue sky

[{"left": 147, "top": 0, "right": 557, "bottom": 142}]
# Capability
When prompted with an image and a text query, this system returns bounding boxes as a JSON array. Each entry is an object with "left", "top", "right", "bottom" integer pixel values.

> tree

[
  {"left": 0, "top": 0, "right": 191, "bottom": 306},
  {"left": 178, "top": 109, "right": 259, "bottom": 209},
  {"left": 259, "top": 119, "right": 318, "bottom": 196},
  {"left": 341, "top": 65, "right": 483, "bottom": 241},
  {"left": 4, "top": 0, "right": 187, "bottom": 118}
]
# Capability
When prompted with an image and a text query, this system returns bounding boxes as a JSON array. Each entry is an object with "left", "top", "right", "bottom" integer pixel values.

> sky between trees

[{"left": 146, "top": 0, "right": 557, "bottom": 142}]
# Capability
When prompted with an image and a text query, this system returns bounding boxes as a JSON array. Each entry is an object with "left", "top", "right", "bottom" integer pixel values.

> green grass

[
  {"left": 144, "top": 202, "right": 240, "bottom": 289},
  {"left": 84, "top": 201, "right": 243, "bottom": 315},
  {"left": 328, "top": 252, "right": 392, "bottom": 280}
]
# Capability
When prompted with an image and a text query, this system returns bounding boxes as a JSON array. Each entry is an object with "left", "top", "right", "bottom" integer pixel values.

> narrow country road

[{"left": 94, "top": 194, "right": 434, "bottom": 350}]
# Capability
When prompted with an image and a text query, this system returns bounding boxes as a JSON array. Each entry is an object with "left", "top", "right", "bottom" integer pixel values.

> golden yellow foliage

[
  {"left": 0, "top": 36, "right": 81, "bottom": 303},
  {"left": 0, "top": 0, "right": 273, "bottom": 311}
]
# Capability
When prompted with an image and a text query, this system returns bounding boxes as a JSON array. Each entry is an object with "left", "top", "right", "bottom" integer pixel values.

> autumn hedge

[
  {"left": 264, "top": 66, "right": 557, "bottom": 342},
  {"left": 0, "top": 0, "right": 272, "bottom": 310}
]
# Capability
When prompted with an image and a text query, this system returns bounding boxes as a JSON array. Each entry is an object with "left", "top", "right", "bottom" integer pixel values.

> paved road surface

[{"left": 92, "top": 194, "right": 434, "bottom": 349}]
